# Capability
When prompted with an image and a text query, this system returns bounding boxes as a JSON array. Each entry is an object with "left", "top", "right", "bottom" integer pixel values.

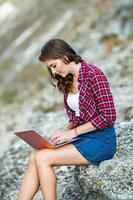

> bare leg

[
  {"left": 17, "top": 151, "right": 40, "bottom": 200},
  {"left": 36, "top": 162, "right": 57, "bottom": 200},
  {"left": 35, "top": 144, "right": 89, "bottom": 200}
]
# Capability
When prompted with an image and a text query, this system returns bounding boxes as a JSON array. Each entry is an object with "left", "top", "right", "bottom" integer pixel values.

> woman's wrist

[
  {"left": 64, "top": 122, "right": 73, "bottom": 131},
  {"left": 74, "top": 127, "right": 79, "bottom": 137}
]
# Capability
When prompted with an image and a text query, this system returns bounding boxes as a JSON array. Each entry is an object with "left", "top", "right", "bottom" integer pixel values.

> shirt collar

[{"left": 78, "top": 59, "right": 87, "bottom": 82}]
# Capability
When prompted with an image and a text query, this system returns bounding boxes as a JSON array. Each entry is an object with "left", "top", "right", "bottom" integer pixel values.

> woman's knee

[
  {"left": 28, "top": 151, "right": 38, "bottom": 166},
  {"left": 35, "top": 149, "right": 52, "bottom": 167}
]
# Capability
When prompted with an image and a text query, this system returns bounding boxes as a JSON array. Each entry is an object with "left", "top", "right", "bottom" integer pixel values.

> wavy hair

[{"left": 38, "top": 39, "right": 82, "bottom": 94}]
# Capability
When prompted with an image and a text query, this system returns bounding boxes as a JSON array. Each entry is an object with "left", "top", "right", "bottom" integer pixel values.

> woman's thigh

[{"left": 35, "top": 143, "right": 90, "bottom": 166}]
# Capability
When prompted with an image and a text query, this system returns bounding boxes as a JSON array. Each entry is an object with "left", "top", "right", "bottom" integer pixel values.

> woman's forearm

[
  {"left": 74, "top": 122, "right": 97, "bottom": 135},
  {"left": 63, "top": 121, "right": 73, "bottom": 131},
  {"left": 63, "top": 121, "right": 97, "bottom": 137}
]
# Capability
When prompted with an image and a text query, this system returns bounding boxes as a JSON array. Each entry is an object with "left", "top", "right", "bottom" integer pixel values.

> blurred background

[{"left": 0, "top": 0, "right": 133, "bottom": 159}]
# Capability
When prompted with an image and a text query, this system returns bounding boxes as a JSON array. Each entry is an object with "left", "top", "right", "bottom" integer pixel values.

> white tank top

[{"left": 67, "top": 91, "right": 80, "bottom": 116}]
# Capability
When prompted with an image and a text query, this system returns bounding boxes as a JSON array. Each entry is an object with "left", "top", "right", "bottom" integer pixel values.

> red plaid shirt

[{"left": 64, "top": 59, "right": 116, "bottom": 130}]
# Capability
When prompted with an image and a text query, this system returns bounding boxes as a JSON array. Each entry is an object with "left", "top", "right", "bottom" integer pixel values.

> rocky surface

[
  {"left": 0, "top": 110, "right": 75, "bottom": 200},
  {"left": 62, "top": 120, "right": 133, "bottom": 200},
  {"left": 0, "top": 118, "right": 133, "bottom": 200},
  {"left": 0, "top": 0, "right": 133, "bottom": 199}
]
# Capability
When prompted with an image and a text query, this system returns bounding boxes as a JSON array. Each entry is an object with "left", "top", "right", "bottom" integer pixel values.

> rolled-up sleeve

[{"left": 89, "top": 70, "right": 116, "bottom": 129}]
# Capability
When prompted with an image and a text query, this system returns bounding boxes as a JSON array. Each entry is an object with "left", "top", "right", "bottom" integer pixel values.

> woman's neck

[{"left": 70, "top": 62, "right": 81, "bottom": 80}]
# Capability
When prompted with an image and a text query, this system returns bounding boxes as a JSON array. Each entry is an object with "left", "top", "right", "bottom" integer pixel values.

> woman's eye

[{"left": 53, "top": 65, "right": 56, "bottom": 68}]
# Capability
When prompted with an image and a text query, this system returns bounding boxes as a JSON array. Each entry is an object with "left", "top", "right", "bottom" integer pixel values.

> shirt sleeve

[{"left": 89, "top": 69, "right": 116, "bottom": 129}]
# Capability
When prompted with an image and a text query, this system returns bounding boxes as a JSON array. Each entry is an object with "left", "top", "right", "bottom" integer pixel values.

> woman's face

[{"left": 44, "top": 57, "right": 71, "bottom": 78}]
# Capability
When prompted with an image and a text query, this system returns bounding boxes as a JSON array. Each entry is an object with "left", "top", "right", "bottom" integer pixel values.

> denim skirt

[{"left": 71, "top": 126, "right": 117, "bottom": 166}]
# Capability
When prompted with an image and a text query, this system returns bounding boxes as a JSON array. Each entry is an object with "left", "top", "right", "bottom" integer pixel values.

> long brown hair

[{"left": 38, "top": 39, "right": 82, "bottom": 94}]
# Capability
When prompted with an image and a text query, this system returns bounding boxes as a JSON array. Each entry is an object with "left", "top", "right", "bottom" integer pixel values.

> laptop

[{"left": 14, "top": 130, "right": 80, "bottom": 150}]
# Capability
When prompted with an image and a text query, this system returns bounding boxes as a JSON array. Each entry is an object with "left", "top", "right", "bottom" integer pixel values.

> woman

[{"left": 17, "top": 39, "right": 117, "bottom": 200}]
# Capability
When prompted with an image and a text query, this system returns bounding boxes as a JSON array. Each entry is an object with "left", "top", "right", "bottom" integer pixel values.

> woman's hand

[{"left": 50, "top": 129, "right": 76, "bottom": 144}]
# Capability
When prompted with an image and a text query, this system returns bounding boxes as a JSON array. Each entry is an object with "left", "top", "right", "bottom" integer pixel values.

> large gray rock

[
  {"left": 0, "top": 120, "right": 132, "bottom": 200},
  {"left": 61, "top": 120, "right": 133, "bottom": 200}
]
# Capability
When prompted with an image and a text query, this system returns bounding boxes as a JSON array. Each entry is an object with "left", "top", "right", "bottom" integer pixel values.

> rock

[
  {"left": 61, "top": 120, "right": 133, "bottom": 200},
  {"left": 0, "top": 110, "right": 74, "bottom": 200},
  {"left": 95, "top": 0, "right": 133, "bottom": 39},
  {"left": 0, "top": 120, "right": 132, "bottom": 200}
]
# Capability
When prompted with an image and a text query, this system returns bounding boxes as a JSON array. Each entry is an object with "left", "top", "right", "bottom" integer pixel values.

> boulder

[
  {"left": 61, "top": 120, "right": 133, "bottom": 200},
  {"left": 0, "top": 120, "right": 132, "bottom": 200}
]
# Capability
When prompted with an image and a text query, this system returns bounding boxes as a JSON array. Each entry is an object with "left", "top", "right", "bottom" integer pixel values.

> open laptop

[{"left": 14, "top": 130, "right": 80, "bottom": 150}]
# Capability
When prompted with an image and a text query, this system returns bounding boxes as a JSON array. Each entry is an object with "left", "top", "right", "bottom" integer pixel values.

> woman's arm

[
  {"left": 63, "top": 121, "right": 73, "bottom": 131},
  {"left": 88, "top": 69, "right": 116, "bottom": 129},
  {"left": 74, "top": 121, "right": 97, "bottom": 136},
  {"left": 50, "top": 121, "right": 97, "bottom": 144}
]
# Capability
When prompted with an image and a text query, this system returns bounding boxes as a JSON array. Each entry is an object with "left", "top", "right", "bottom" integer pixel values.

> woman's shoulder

[{"left": 81, "top": 60, "right": 106, "bottom": 79}]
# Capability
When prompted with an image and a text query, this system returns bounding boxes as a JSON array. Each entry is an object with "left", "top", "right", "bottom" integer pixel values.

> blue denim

[{"left": 71, "top": 126, "right": 117, "bottom": 165}]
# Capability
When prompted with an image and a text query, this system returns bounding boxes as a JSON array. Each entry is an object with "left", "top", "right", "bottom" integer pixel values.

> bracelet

[{"left": 74, "top": 127, "right": 78, "bottom": 137}]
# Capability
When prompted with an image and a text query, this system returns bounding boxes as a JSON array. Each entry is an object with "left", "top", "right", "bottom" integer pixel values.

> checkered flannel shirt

[{"left": 64, "top": 60, "right": 116, "bottom": 130}]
